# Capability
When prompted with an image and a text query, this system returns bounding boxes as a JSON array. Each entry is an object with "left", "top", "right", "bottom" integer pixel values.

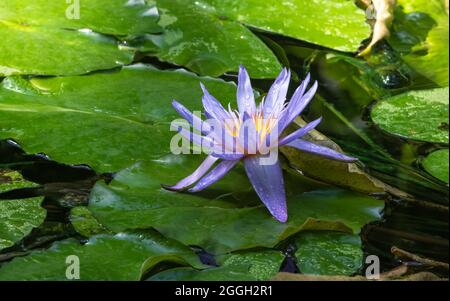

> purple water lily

[{"left": 165, "top": 66, "right": 357, "bottom": 223}]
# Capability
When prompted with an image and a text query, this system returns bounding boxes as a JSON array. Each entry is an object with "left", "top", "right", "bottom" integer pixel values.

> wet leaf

[
  {"left": 371, "top": 87, "right": 449, "bottom": 143},
  {"left": 0, "top": 231, "right": 204, "bottom": 280},
  {"left": 88, "top": 158, "right": 383, "bottom": 254},
  {"left": 203, "top": 0, "right": 371, "bottom": 52},
  {"left": 0, "top": 65, "right": 237, "bottom": 172},
  {"left": 0, "top": 170, "right": 45, "bottom": 250},
  {"left": 0, "top": 22, "right": 134, "bottom": 76},
  {"left": 69, "top": 206, "right": 110, "bottom": 237},
  {"left": 150, "top": 0, "right": 370, "bottom": 78},
  {"left": 149, "top": 250, "right": 284, "bottom": 281},
  {"left": 0, "top": 0, "right": 161, "bottom": 37},
  {"left": 295, "top": 231, "right": 363, "bottom": 276},
  {"left": 422, "top": 149, "right": 449, "bottom": 183},
  {"left": 0, "top": 0, "right": 162, "bottom": 76},
  {"left": 152, "top": 0, "right": 281, "bottom": 78}
]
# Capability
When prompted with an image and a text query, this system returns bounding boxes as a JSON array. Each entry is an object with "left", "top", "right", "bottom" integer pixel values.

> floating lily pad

[
  {"left": 149, "top": 250, "right": 284, "bottom": 281},
  {"left": 0, "top": 22, "right": 134, "bottom": 76},
  {"left": 295, "top": 231, "right": 363, "bottom": 276},
  {"left": 88, "top": 158, "right": 383, "bottom": 254},
  {"left": 152, "top": 0, "right": 281, "bottom": 78},
  {"left": 150, "top": 0, "right": 370, "bottom": 78},
  {"left": 69, "top": 206, "right": 110, "bottom": 237},
  {"left": 371, "top": 87, "right": 449, "bottom": 143},
  {"left": 0, "top": 0, "right": 160, "bottom": 75},
  {"left": 202, "top": 0, "right": 370, "bottom": 52},
  {"left": 0, "top": 0, "right": 161, "bottom": 37},
  {"left": 0, "top": 65, "right": 237, "bottom": 172},
  {"left": 0, "top": 231, "right": 204, "bottom": 280},
  {"left": 422, "top": 149, "right": 449, "bottom": 183},
  {"left": 0, "top": 170, "right": 45, "bottom": 250}
]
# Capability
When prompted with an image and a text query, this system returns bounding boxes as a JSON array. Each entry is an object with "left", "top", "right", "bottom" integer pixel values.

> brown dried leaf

[{"left": 359, "top": 0, "right": 397, "bottom": 56}]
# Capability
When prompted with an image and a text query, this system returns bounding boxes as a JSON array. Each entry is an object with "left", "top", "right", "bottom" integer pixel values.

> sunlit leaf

[
  {"left": 371, "top": 87, "right": 449, "bottom": 143},
  {"left": 149, "top": 0, "right": 370, "bottom": 78}
]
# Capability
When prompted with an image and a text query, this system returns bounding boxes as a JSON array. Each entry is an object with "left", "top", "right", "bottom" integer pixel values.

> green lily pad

[
  {"left": 88, "top": 158, "right": 383, "bottom": 254},
  {"left": 203, "top": 0, "right": 370, "bottom": 52},
  {"left": 0, "top": 170, "right": 46, "bottom": 250},
  {"left": 0, "top": 0, "right": 164, "bottom": 76},
  {"left": 371, "top": 87, "right": 449, "bottom": 143},
  {"left": 152, "top": 0, "right": 281, "bottom": 78},
  {"left": 0, "top": 0, "right": 161, "bottom": 37},
  {"left": 149, "top": 250, "right": 284, "bottom": 281},
  {"left": 0, "top": 231, "right": 204, "bottom": 280},
  {"left": 69, "top": 206, "right": 110, "bottom": 237},
  {"left": 0, "top": 21, "right": 134, "bottom": 76},
  {"left": 389, "top": 0, "right": 449, "bottom": 86},
  {"left": 422, "top": 149, "right": 449, "bottom": 183},
  {"left": 295, "top": 231, "right": 363, "bottom": 276},
  {"left": 0, "top": 65, "right": 237, "bottom": 172},
  {"left": 150, "top": 0, "right": 370, "bottom": 78}
]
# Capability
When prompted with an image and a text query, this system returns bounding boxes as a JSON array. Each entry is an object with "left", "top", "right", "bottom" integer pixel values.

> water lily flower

[{"left": 165, "top": 66, "right": 357, "bottom": 223}]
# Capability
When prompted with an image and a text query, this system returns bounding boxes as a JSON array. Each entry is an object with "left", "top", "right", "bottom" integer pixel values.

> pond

[{"left": 0, "top": 0, "right": 448, "bottom": 281}]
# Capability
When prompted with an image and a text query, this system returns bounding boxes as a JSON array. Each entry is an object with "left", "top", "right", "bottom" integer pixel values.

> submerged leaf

[
  {"left": 422, "top": 149, "right": 449, "bottom": 183},
  {"left": 0, "top": 170, "right": 45, "bottom": 250},
  {"left": 388, "top": 0, "right": 449, "bottom": 86},
  {"left": 69, "top": 206, "right": 111, "bottom": 237}
]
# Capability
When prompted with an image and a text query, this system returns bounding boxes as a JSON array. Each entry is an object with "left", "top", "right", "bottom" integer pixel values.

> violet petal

[
  {"left": 172, "top": 100, "right": 211, "bottom": 135},
  {"left": 244, "top": 156, "right": 287, "bottom": 222},
  {"left": 200, "top": 83, "right": 229, "bottom": 122},
  {"left": 263, "top": 68, "right": 290, "bottom": 116},
  {"left": 286, "top": 139, "right": 358, "bottom": 162},
  {"left": 163, "top": 155, "right": 219, "bottom": 191},
  {"left": 238, "top": 112, "right": 259, "bottom": 154},
  {"left": 278, "top": 117, "right": 322, "bottom": 146},
  {"left": 188, "top": 160, "right": 239, "bottom": 192},
  {"left": 279, "top": 78, "right": 317, "bottom": 131},
  {"left": 237, "top": 65, "right": 256, "bottom": 115}
]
